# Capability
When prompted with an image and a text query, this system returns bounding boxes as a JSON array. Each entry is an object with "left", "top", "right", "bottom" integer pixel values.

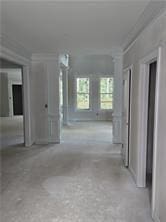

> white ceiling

[{"left": 1, "top": 1, "right": 164, "bottom": 55}]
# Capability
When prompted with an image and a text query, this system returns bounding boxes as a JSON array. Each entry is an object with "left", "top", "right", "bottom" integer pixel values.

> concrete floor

[
  {"left": 61, "top": 121, "right": 113, "bottom": 144},
  {"left": 0, "top": 116, "right": 24, "bottom": 149},
  {"left": 1, "top": 121, "right": 153, "bottom": 222}
]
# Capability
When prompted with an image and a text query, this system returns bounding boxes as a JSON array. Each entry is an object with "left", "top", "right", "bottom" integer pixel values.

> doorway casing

[
  {"left": 137, "top": 46, "right": 162, "bottom": 221},
  {"left": 122, "top": 65, "right": 133, "bottom": 168},
  {"left": 0, "top": 46, "right": 32, "bottom": 146}
]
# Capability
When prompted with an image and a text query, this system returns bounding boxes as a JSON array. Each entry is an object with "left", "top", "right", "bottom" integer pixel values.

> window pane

[
  {"left": 77, "top": 78, "right": 89, "bottom": 93},
  {"left": 100, "top": 77, "right": 113, "bottom": 93},
  {"left": 77, "top": 93, "right": 89, "bottom": 109},
  {"left": 59, "top": 76, "right": 63, "bottom": 107},
  {"left": 100, "top": 94, "right": 113, "bottom": 109}
]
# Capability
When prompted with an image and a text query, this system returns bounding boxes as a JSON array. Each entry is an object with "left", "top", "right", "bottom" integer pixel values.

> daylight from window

[
  {"left": 100, "top": 77, "right": 113, "bottom": 109},
  {"left": 76, "top": 78, "right": 90, "bottom": 110}
]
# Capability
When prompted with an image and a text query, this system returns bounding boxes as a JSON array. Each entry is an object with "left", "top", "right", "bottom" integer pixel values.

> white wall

[
  {"left": 0, "top": 72, "right": 9, "bottom": 117},
  {"left": 31, "top": 55, "right": 60, "bottom": 144},
  {"left": 156, "top": 42, "right": 166, "bottom": 222},
  {"left": 69, "top": 55, "right": 114, "bottom": 121},
  {"left": 123, "top": 11, "right": 166, "bottom": 222}
]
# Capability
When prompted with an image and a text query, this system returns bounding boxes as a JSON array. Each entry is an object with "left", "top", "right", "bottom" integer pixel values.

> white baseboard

[
  {"left": 129, "top": 165, "right": 137, "bottom": 184},
  {"left": 35, "top": 139, "right": 48, "bottom": 145},
  {"left": 152, "top": 211, "right": 160, "bottom": 222}
]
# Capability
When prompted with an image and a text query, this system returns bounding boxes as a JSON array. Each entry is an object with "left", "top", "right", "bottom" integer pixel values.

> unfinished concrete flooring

[
  {"left": 1, "top": 122, "right": 153, "bottom": 222},
  {"left": 61, "top": 121, "right": 113, "bottom": 144},
  {"left": 0, "top": 116, "right": 24, "bottom": 149},
  {"left": 1, "top": 146, "right": 153, "bottom": 222}
]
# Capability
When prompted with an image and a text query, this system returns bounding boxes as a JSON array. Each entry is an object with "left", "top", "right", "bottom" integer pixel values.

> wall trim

[
  {"left": 31, "top": 53, "right": 58, "bottom": 62},
  {"left": 137, "top": 48, "right": 158, "bottom": 187},
  {"left": 129, "top": 165, "right": 137, "bottom": 185},
  {"left": 0, "top": 45, "right": 33, "bottom": 146},
  {"left": 0, "top": 46, "right": 30, "bottom": 65},
  {"left": 137, "top": 47, "right": 163, "bottom": 221},
  {"left": 123, "top": 7, "right": 166, "bottom": 55},
  {"left": 152, "top": 212, "right": 160, "bottom": 222},
  {"left": 0, "top": 33, "right": 31, "bottom": 59},
  {"left": 122, "top": 65, "right": 133, "bottom": 167}
]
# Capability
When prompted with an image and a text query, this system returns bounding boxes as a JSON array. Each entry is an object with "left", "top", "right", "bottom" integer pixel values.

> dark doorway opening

[
  {"left": 12, "top": 84, "right": 23, "bottom": 115},
  {"left": 146, "top": 61, "right": 157, "bottom": 196}
]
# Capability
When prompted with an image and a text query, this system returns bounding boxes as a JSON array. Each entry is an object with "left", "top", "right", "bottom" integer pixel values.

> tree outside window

[
  {"left": 100, "top": 77, "right": 113, "bottom": 109},
  {"left": 76, "top": 78, "right": 90, "bottom": 110}
]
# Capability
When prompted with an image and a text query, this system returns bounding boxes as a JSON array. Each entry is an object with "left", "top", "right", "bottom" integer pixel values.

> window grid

[
  {"left": 76, "top": 78, "right": 90, "bottom": 110},
  {"left": 100, "top": 77, "right": 114, "bottom": 110}
]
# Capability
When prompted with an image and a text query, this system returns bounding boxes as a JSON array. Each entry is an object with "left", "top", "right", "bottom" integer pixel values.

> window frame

[
  {"left": 99, "top": 76, "right": 114, "bottom": 111},
  {"left": 74, "top": 75, "right": 92, "bottom": 111}
]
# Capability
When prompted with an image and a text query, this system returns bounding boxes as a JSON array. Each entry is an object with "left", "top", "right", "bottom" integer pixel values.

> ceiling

[{"left": 1, "top": 1, "right": 165, "bottom": 55}]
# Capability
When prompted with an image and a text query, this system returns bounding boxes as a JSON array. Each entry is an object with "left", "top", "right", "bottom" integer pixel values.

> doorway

[
  {"left": 12, "top": 84, "right": 23, "bottom": 116},
  {"left": 0, "top": 59, "right": 24, "bottom": 149},
  {"left": 146, "top": 61, "right": 157, "bottom": 197},
  {"left": 122, "top": 67, "right": 132, "bottom": 167},
  {"left": 60, "top": 74, "right": 114, "bottom": 145}
]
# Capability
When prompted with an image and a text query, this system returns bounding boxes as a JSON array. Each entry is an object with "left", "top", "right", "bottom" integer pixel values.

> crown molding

[
  {"left": 122, "top": 2, "right": 166, "bottom": 54},
  {"left": 0, "top": 33, "right": 31, "bottom": 60},
  {"left": 31, "top": 53, "right": 59, "bottom": 62},
  {"left": 0, "top": 45, "right": 30, "bottom": 66}
]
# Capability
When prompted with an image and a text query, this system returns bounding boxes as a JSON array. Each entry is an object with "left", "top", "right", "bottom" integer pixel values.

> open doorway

[
  {"left": 61, "top": 75, "right": 114, "bottom": 144},
  {"left": 146, "top": 61, "right": 157, "bottom": 199},
  {"left": 59, "top": 55, "right": 114, "bottom": 146},
  {"left": 0, "top": 59, "right": 24, "bottom": 149},
  {"left": 122, "top": 67, "right": 132, "bottom": 167}
]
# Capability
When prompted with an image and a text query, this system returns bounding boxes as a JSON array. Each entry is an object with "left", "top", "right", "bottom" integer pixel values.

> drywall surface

[
  {"left": 157, "top": 43, "right": 166, "bottom": 222},
  {"left": 31, "top": 57, "right": 60, "bottom": 144},
  {"left": 0, "top": 72, "right": 9, "bottom": 117},
  {"left": 123, "top": 11, "right": 166, "bottom": 222},
  {"left": 69, "top": 55, "right": 114, "bottom": 121}
]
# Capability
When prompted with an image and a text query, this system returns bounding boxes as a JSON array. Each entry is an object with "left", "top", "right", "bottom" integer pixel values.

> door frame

[
  {"left": 0, "top": 46, "right": 32, "bottom": 146},
  {"left": 122, "top": 65, "right": 133, "bottom": 168},
  {"left": 137, "top": 47, "right": 162, "bottom": 220},
  {"left": 10, "top": 81, "right": 22, "bottom": 116}
]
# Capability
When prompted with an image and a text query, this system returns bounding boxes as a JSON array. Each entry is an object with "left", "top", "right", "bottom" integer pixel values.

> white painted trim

[
  {"left": 137, "top": 47, "right": 161, "bottom": 221},
  {"left": 98, "top": 76, "right": 114, "bottom": 112},
  {"left": 152, "top": 212, "right": 160, "bottom": 222},
  {"left": 31, "top": 53, "right": 58, "bottom": 62},
  {"left": 137, "top": 49, "right": 158, "bottom": 187},
  {"left": 74, "top": 75, "right": 93, "bottom": 112},
  {"left": 35, "top": 139, "right": 48, "bottom": 145},
  {"left": 123, "top": 7, "right": 166, "bottom": 54},
  {"left": 122, "top": 65, "right": 133, "bottom": 168},
  {"left": 151, "top": 43, "right": 166, "bottom": 222},
  {"left": 10, "top": 80, "right": 22, "bottom": 117},
  {"left": 0, "top": 46, "right": 30, "bottom": 65},
  {"left": 0, "top": 45, "right": 32, "bottom": 146},
  {"left": 137, "top": 63, "right": 149, "bottom": 188},
  {"left": 22, "top": 66, "right": 32, "bottom": 146},
  {"left": 129, "top": 165, "right": 137, "bottom": 184}
]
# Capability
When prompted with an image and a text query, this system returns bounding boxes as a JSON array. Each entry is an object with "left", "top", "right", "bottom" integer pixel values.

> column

[
  {"left": 62, "top": 67, "right": 69, "bottom": 126},
  {"left": 112, "top": 53, "right": 123, "bottom": 144}
]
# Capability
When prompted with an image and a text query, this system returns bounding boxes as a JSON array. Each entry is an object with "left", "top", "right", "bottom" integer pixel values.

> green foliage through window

[
  {"left": 100, "top": 77, "right": 113, "bottom": 109},
  {"left": 76, "top": 78, "right": 90, "bottom": 109}
]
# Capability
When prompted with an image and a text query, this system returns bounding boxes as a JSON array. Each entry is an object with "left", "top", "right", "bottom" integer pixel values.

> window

[
  {"left": 100, "top": 77, "right": 113, "bottom": 109},
  {"left": 76, "top": 77, "right": 90, "bottom": 110},
  {"left": 59, "top": 73, "right": 63, "bottom": 108}
]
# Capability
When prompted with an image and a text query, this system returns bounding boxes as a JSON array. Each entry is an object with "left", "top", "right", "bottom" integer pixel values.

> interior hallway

[{"left": 1, "top": 122, "right": 153, "bottom": 222}]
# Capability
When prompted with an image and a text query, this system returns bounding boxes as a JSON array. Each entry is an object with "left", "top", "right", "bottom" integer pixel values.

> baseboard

[
  {"left": 49, "top": 139, "right": 60, "bottom": 144},
  {"left": 35, "top": 139, "right": 48, "bottom": 145},
  {"left": 129, "top": 165, "right": 137, "bottom": 184},
  {"left": 152, "top": 211, "right": 160, "bottom": 222}
]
